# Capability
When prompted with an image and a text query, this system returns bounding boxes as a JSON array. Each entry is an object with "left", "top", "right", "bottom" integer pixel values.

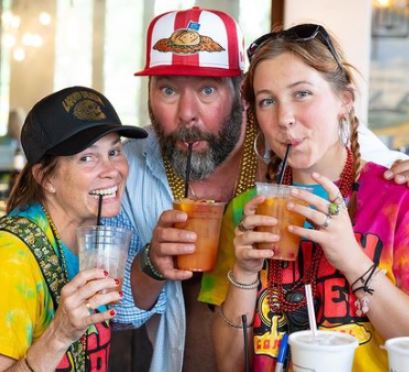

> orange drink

[
  {"left": 255, "top": 183, "right": 308, "bottom": 261},
  {"left": 173, "top": 199, "right": 226, "bottom": 272}
]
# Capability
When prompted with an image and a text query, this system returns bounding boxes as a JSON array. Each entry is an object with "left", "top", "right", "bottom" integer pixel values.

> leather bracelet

[
  {"left": 140, "top": 243, "right": 165, "bottom": 281},
  {"left": 227, "top": 270, "right": 259, "bottom": 289}
]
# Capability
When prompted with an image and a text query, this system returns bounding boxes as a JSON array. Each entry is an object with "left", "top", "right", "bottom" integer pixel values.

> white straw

[{"left": 305, "top": 284, "right": 317, "bottom": 338}]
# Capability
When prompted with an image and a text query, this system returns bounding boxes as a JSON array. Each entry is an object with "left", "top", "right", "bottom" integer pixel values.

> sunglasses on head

[{"left": 246, "top": 23, "right": 342, "bottom": 70}]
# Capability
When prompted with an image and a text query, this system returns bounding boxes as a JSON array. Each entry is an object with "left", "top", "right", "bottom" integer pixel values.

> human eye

[
  {"left": 160, "top": 86, "right": 175, "bottom": 96},
  {"left": 257, "top": 97, "right": 275, "bottom": 108},
  {"left": 79, "top": 154, "right": 94, "bottom": 163},
  {"left": 200, "top": 86, "right": 216, "bottom": 96},
  {"left": 294, "top": 90, "right": 312, "bottom": 100},
  {"left": 109, "top": 145, "right": 123, "bottom": 158}
]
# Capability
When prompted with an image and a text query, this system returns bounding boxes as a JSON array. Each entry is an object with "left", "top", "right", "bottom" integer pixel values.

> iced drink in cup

[
  {"left": 255, "top": 183, "right": 308, "bottom": 261},
  {"left": 289, "top": 330, "right": 358, "bottom": 372},
  {"left": 77, "top": 225, "right": 131, "bottom": 303},
  {"left": 385, "top": 336, "right": 409, "bottom": 372},
  {"left": 173, "top": 199, "right": 226, "bottom": 272}
]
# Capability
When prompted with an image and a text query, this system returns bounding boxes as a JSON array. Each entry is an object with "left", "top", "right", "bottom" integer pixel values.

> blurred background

[{"left": 0, "top": 0, "right": 407, "bottom": 370}]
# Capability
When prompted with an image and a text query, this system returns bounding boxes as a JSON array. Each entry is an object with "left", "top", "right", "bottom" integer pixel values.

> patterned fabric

[
  {"left": 105, "top": 127, "right": 184, "bottom": 372},
  {"left": 202, "top": 163, "right": 409, "bottom": 372},
  {"left": 0, "top": 203, "right": 111, "bottom": 371}
]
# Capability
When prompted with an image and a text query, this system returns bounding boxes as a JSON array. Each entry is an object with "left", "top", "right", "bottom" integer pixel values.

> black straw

[
  {"left": 241, "top": 314, "right": 250, "bottom": 372},
  {"left": 184, "top": 143, "right": 193, "bottom": 198},
  {"left": 276, "top": 144, "right": 291, "bottom": 184},
  {"left": 97, "top": 194, "right": 103, "bottom": 226}
]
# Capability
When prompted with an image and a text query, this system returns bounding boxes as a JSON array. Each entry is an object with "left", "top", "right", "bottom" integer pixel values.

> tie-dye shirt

[
  {"left": 200, "top": 162, "right": 409, "bottom": 372},
  {"left": 0, "top": 203, "right": 111, "bottom": 370}
]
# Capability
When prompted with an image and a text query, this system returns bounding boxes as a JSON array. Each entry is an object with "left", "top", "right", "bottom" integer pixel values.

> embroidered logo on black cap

[{"left": 62, "top": 90, "right": 107, "bottom": 121}]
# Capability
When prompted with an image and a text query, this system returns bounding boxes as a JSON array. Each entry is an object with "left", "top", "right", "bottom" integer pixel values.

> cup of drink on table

[
  {"left": 288, "top": 330, "right": 358, "bottom": 372},
  {"left": 173, "top": 198, "right": 225, "bottom": 272},
  {"left": 385, "top": 336, "right": 409, "bottom": 372},
  {"left": 255, "top": 182, "right": 308, "bottom": 261}
]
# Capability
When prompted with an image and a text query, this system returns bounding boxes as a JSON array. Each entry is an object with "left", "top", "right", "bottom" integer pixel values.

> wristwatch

[{"left": 140, "top": 243, "right": 165, "bottom": 281}]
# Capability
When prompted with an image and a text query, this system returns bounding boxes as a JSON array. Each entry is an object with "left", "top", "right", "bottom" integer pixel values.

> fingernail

[
  {"left": 313, "top": 172, "right": 320, "bottom": 178},
  {"left": 186, "top": 232, "right": 196, "bottom": 241},
  {"left": 287, "top": 202, "right": 295, "bottom": 209},
  {"left": 110, "top": 309, "right": 116, "bottom": 316},
  {"left": 119, "top": 291, "right": 124, "bottom": 297},
  {"left": 115, "top": 278, "right": 120, "bottom": 286},
  {"left": 384, "top": 170, "right": 393, "bottom": 179},
  {"left": 288, "top": 225, "right": 294, "bottom": 232},
  {"left": 184, "top": 245, "right": 195, "bottom": 253},
  {"left": 291, "top": 188, "right": 299, "bottom": 195},
  {"left": 396, "top": 175, "right": 406, "bottom": 183},
  {"left": 103, "top": 270, "right": 109, "bottom": 277}
]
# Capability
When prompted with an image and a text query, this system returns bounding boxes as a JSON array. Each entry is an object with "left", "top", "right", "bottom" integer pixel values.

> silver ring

[
  {"left": 85, "top": 302, "right": 93, "bottom": 315},
  {"left": 331, "top": 193, "right": 343, "bottom": 205},
  {"left": 237, "top": 220, "right": 250, "bottom": 232},
  {"left": 320, "top": 214, "right": 331, "bottom": 229}
]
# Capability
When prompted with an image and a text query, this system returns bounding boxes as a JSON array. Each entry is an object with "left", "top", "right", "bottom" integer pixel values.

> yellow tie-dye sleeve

[{"left": 0, "top": 230, "right": 54, "bottom": 359}]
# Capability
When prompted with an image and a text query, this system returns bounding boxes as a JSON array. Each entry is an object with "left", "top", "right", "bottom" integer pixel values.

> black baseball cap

[{"left": 21, "top": 86, "right": 148, "bottom": 165}]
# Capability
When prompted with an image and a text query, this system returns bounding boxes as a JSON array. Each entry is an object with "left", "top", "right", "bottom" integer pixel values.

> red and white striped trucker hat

[{"left": 135, "top": 6, "right": 245, "bottom": 77}]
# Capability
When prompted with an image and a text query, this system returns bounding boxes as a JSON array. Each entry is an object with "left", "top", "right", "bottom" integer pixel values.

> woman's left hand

[{"left": 287, "top": 172, "right": 365, "bottom": 274}]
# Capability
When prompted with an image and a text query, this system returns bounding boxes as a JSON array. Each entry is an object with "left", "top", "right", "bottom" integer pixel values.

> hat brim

[
  {"left": 47, "top": 124, "right": 147, "bottom": 157},
  {"left": 134, "top": 65, "right": 242, "bottom": 77}
]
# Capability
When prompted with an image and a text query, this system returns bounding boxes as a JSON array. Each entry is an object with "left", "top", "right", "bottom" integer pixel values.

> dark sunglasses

[{"left": 246, "top": 23, "right": 343, "bottom": 71}]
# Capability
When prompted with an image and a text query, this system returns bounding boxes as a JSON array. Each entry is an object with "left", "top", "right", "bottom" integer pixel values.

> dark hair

[
  {"left": 7, "top": 155, "right": 59, "bottom": 213},
  {"left": 242, "top": 26, "right": 361, "bottom": 219}
]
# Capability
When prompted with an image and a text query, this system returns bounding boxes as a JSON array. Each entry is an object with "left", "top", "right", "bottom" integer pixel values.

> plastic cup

[
  {"left": 77, "top": 225, "right": 131, "bottom": 302},
  {"left": 289, "top": 330, "right": 358, "bottom": 372},
  {"left": 173, "top": 199, "right": 226, "bottom": 272},
  {"left": 255, "top": 183, "right": 308, "bottom": 261},
  {"left": 385, "top": 337, "right": 409, "bottom": 372}
]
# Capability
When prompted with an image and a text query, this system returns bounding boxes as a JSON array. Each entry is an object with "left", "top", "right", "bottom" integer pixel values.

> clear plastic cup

[
  {"left": 173, "top": 199, "right": 225, "bottom": 272},
  {"left": 77, "top": 225, "right": 131, "bottom": 302},
  {"left": 255, "top": 183, "right": 308, "bottom": 261},
  {"left": 385, "top": 336, "right": 409, "bottom": 372}
]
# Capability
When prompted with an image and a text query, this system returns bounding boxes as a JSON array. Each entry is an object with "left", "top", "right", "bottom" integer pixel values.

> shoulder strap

[
  {"left": 0, "top": 215, "right": 87, "bottom": 371},
  {"left": 0, "top": 216, "right": 66, "bottom": 309}
]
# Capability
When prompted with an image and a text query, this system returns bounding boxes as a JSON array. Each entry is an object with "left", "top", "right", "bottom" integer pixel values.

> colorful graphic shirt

[
  {"left": 0, "top": 203, "right": 111, "bottom": 371},
  {"left": 201, "top": 162, "right": 409, "bottom": 372}
]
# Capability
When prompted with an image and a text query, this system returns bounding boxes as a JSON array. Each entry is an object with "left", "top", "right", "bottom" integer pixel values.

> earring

[
  {"left": 253, "top": 131, "right": 271, "bottom": 164},
  {"left": 48, "top": 185, "right": 56, "bottom": 193},
  {"left": 339, "top": 116, "right": 350, "bottom": 146}
]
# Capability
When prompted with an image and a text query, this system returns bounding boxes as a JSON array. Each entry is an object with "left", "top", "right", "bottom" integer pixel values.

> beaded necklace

[
  {"left": 268, "top": 148, "right": 355, "bottom": 313},
  {"left": 164, "top": 117, "right": 259, "bottom": 200},
  {"left": 41, "top": 205, "right": 88, "bottom": 370}
]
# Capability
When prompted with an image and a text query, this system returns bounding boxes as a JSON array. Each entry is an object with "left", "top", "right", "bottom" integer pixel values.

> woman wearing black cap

[{"left": 0, "top": 86, "right": 147, "bottom": 371}]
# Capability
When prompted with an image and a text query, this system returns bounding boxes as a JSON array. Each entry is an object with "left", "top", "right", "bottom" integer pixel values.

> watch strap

[{"left": 140, "top": 243, "right": 165, "bottom": 281}]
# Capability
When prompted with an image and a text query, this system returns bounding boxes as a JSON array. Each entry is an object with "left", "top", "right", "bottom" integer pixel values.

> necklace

[
  {"left": 41, "top": 205, "right": 88, "bottom": 370},
  {"left": 268, "top": 148, "right": 355, "bottom": 313},
  {"left": 164, "top": 115, "right": 259, "bottom": 200}
]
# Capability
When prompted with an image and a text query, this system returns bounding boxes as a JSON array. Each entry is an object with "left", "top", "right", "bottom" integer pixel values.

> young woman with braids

[{"left": 212, "top": 24, "right": 409, "bottom": 372}]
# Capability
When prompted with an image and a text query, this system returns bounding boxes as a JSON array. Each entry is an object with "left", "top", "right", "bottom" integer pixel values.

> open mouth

[{"left": 89, "top": 186, "right": 118, "bottom": 200}]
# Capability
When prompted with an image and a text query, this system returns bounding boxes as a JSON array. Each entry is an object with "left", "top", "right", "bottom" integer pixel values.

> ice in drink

[
  {"left": 173, "top": 199, "right": 225, "bottom": 272},
  {"left": 255, "top": 183, "right": 307, "bottom": 261}
]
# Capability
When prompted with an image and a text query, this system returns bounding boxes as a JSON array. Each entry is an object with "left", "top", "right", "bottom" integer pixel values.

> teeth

[{"left": 89, "top": 186, "right": 118, "bottom": 199}]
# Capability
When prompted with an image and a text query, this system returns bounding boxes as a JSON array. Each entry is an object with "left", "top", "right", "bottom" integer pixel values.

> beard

[{"left": 151, "top": 97, "right": 243, "bottom": 180}]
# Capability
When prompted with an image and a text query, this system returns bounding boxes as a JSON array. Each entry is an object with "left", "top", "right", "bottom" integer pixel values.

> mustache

[{"left": 170, "top": 126, "right": 215, "bottom": 144}]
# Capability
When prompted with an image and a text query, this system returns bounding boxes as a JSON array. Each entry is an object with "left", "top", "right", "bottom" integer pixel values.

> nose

[
  {"left": 276, "top": 102, "right": 295, "bottom": 128},
  {"left": 177, "top": 90, "right": 199, "bottom": 127},
  {"left": 99, "top": 157, "right": 119, "bottom": 178}
]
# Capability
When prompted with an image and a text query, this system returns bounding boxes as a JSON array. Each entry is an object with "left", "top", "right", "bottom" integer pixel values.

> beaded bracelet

[
  {"left": 353, "top": 267, "right": 386, "bottom": 316},
  {"left": 227, "top": 270, "right": 259, "bottom": 290},
  {"left": 217, "top": 305, "right": 253, "bottom": 329}
]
